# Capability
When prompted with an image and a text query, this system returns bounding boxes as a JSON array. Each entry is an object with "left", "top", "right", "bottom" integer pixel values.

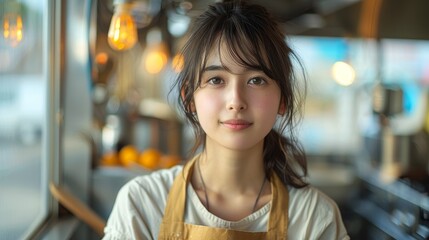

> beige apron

[{"left": 158, "top": 156, "right": 289, "bottom": 240}]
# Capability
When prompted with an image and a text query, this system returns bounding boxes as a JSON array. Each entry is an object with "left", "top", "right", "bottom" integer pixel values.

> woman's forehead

[{"left": 203, "top": 40, "right": 263, "bottom": 71}]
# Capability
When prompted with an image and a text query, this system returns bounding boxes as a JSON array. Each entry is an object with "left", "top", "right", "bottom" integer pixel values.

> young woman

[{"left": 103, "top": 1, "right": 349, "bottom": 239}]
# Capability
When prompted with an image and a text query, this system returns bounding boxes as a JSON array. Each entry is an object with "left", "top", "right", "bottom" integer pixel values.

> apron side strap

[{"left": 267, "top": 172, "right": 289, "bottom": 239}]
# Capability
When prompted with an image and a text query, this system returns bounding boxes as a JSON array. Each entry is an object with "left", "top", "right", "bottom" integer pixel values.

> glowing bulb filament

[
  {"left": 3, "top": 14, "right": 23, "bottom": 47},
  {"left": 108, "top": 4, "right": 138, "bottom": 51}
]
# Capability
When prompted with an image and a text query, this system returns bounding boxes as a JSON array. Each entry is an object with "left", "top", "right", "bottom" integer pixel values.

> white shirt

[{"left": 103, "top": 165, "right": 350, "bottom": 240}]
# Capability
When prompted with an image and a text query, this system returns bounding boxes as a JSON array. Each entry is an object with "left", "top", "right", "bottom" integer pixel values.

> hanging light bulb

[
  {"left": 2, "top": 1, "right": 24, "bottom": 47},
  {"left": 141, "top": 28, "right": 168, "bottom": 74},
  {"left": 108, "top": 0, "right": 137, "bottom": 51},
  {"left": 331, "top": 61, "right": 356, "bottom": 86},
  {"left": 145, "top": 45, "right": 167, "bottom": 74}
]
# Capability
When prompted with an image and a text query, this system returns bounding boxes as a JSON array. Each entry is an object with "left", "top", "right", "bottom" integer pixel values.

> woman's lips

[{"left": 221, "top": 119, "right": 252, "bottom": 130}]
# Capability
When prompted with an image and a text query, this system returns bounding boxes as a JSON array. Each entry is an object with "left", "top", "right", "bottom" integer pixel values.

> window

[{"left": 0, "top": 0, "right": 50, "bottom": 238}]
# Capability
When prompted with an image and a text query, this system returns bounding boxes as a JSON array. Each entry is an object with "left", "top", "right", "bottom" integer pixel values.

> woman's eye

[
  {"left": 208, "top": 77, "right": 223, "bottom": 85},
  {"left": 248, "top": 77, "right": 266, "bottom": 85}
]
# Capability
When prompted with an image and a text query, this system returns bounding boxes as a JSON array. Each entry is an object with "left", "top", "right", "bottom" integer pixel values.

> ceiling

[
  {"left": 96, "top": 0, "right": 429, "bottom": 53},
  {"left": 249, "top": 0, "right": 429, "bottom": 40}
]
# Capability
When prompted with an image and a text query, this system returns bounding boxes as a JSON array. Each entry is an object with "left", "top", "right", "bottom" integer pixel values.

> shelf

[{"left": 357, "top": 169, "right": 429, "bottom": 212}]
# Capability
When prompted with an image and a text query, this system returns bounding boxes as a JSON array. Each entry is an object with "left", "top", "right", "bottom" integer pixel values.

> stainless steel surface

[
  {"left": 61, "top": 0, "right": 93, "bottom": 203},
  {"left": 372, "top": 85, "right": 403, "bottom": 117},
  {"left": 349, "top": 163, "right": 429, "bottom": 239},
  {"left": 358, "top": 169, "right": 429, "bottom": 212}
]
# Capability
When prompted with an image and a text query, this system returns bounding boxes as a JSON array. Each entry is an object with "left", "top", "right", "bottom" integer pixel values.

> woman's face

[{"left": 193, "top": 44, "right": 283, "bottom": 152}]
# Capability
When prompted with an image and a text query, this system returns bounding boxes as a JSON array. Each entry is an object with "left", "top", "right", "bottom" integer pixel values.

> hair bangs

[{"left": 215, "top": 20, "right": 275, "bottom": 78}]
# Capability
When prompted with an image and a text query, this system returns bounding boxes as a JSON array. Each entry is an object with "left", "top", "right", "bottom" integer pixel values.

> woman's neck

[
  {"left": 191, "top": 139, "right": 271, "bottom": 221},
  {"left": 198, "top": 139, "right": 266, "bottom": 193}
]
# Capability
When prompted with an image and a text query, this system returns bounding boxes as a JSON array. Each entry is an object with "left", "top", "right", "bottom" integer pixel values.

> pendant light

[
  {"left": 2, "top": 0, "right": 24, "bottom": 47},
  {"left": 107, "top": 0, "right": 138, "bottom": 51}
]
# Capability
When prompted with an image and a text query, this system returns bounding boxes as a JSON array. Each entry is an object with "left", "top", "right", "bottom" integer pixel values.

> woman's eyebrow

[
  {"left": 202, "top": 65, "right": 225, "bottom": 72},
  {"left": 202, "top": 65, "right": 263, "bottom": 73}
]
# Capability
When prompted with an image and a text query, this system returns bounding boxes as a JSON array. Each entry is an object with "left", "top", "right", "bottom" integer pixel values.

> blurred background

[{"left": 0, "top": 0, "right": 428, "bottom": 239}]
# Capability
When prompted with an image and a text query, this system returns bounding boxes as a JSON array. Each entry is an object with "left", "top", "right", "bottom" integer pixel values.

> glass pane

[{"left": 0, "top": 0, "right": 48, "bottom": 238}]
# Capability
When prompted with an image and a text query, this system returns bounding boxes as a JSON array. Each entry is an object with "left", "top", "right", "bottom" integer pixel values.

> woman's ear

[
  {"left": 278, "top": 101, "right": 285, "bottom": 115},
  {"left": 190, "top": 102, "right": 196, "bottom": 112},
  {"left": 181, "top": 88, "right": 196, "bottom": 112}
]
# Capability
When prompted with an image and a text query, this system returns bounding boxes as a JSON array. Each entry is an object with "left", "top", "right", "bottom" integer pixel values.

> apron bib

[{"left": 158, "top": 156, "right": 289, "bottom": 240}]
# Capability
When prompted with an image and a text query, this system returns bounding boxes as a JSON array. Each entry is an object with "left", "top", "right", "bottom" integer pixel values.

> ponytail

[{"left": 263, "top": 130, "right": 308, "bottom": 188}]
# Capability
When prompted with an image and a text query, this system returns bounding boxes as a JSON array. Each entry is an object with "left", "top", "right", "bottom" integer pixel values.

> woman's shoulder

[
  {"left": 104, "top": 166, "right": 184, "bottom": 239},
  {"left": 288, "top": 185, "right": 339, "bottom": 212},
  {"left": 288, "top": 185, "right": 341, "bottom": 222},
  {"left": 106, "top": 166, "right": 184, "bottom": 228},
  {"left": 112, "top": 165, "right": 184, "bottom": 211},
  {"left": 122, "top": 165, "right": 184, "bottom": 196},
  {"left": 288, "top": 185, "right": 349, "bottom": 239}
]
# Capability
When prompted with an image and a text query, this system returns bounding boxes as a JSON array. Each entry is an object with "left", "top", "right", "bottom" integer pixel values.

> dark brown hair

[{"left": 174, "top": 0, "right": 308, "bottom": 188}]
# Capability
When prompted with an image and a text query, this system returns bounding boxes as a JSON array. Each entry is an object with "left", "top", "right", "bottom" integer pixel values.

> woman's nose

[{"left": 226, "top": 84, "right": 247, "bottom": 111}]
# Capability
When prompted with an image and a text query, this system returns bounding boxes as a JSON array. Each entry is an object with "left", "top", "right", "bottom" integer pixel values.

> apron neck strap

[
  {"left": 162, "top": 156, "right": 196, "bottom": 222},
  {"left": 160, "top": 155, "right": 289, "bottom": 239}
]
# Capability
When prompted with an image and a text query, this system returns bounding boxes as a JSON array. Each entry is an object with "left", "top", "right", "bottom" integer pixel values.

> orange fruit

[
  {"left": 159, "top": 155, "right": 181, "bottom": 169},
  {"left": 119, "top": 145, "right": 139, "bottom": 167},
  {"left": 138, "top": 148, "right": 161, "bottom": 170},
  {"left": 100, "top": 151, "right": 120, "bottom": 166}
]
